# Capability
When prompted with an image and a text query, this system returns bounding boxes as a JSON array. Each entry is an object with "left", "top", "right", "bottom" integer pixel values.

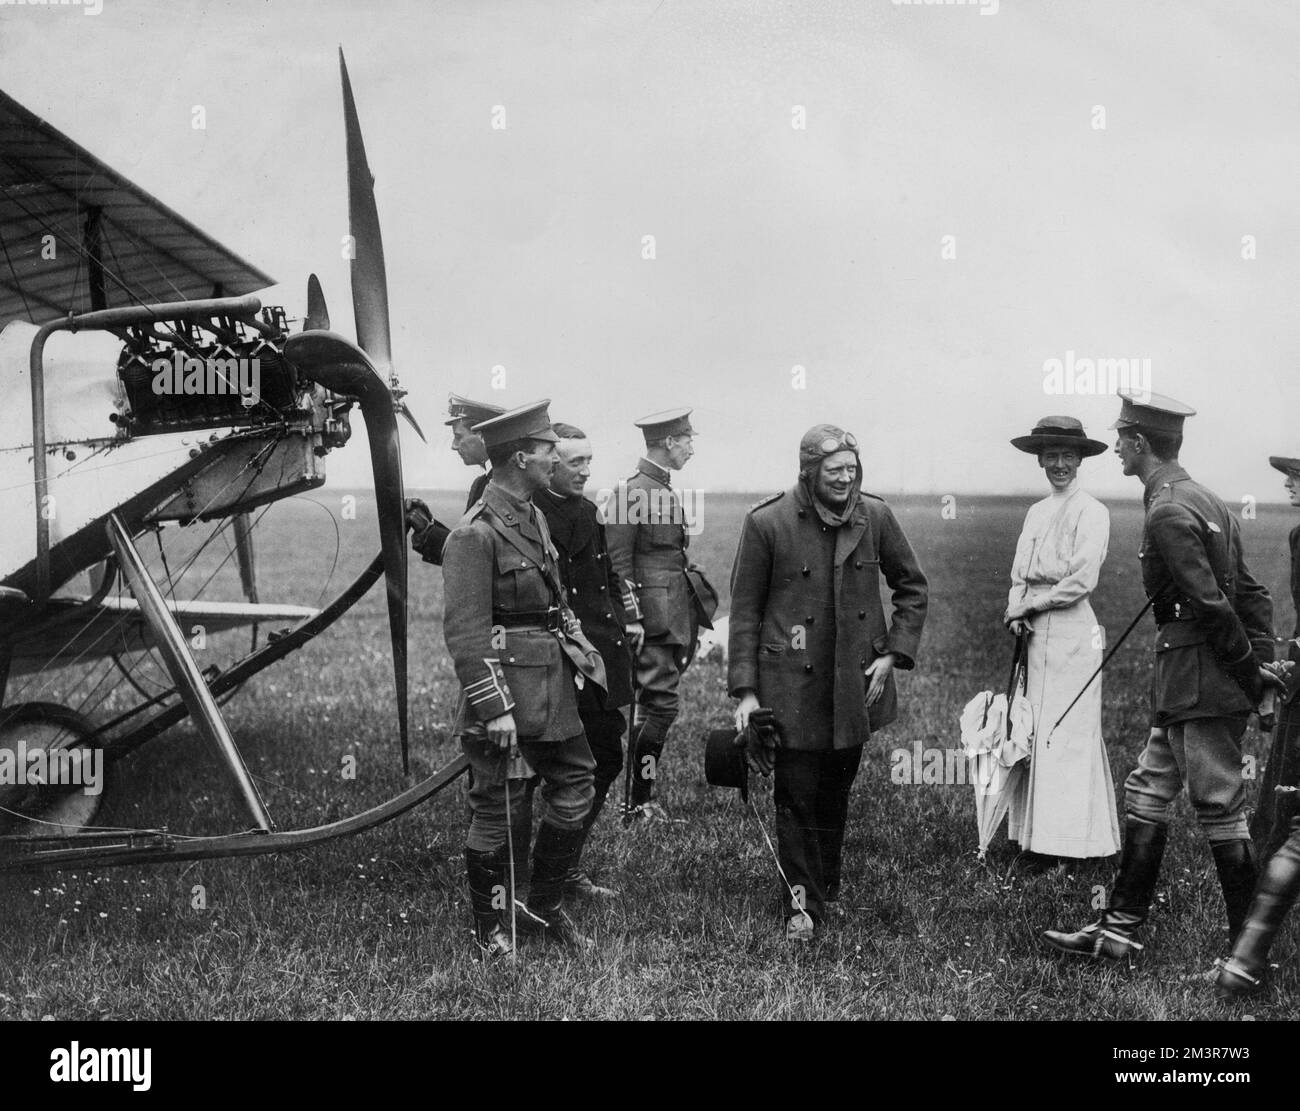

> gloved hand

[
  {"left": 742, "top": 706, "right": 781, "bottom": 777},
  {"left": 405, "top": 498, "right": 450, "bottom": 565}
]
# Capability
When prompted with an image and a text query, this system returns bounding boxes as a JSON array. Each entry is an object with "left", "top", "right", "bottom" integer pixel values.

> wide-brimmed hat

[
  {"left": 1269, "top": 455, "right": 1300, "bottom": 476},
  {"left": 703, "top": 727, "right": 748, "bottom": 802},
  {"left": 1010, "top": 416, "right": 1107, "bottom": 457}
]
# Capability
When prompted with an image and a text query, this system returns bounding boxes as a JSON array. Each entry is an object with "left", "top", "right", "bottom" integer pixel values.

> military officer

[
  {"left": 1212, "top": 453, "right": 1300, "bottom": 997},
  {"left": 534, "top": 422, "right": 645, "bottom": 897},
  {"left": 1043, "top": 390, "right": 1276, "bottom": 962},
  {"left": 728, "top": 425, "right": 928, "bottom": 939},
  {"left": 407, "top": 394, "right": 505, "bottom": 564},
  {"left": 605, "top": 408, "right": 717, "bottom": 823},
  {"left": 442, "top": 400, "right": 605, "bottom": 958}
]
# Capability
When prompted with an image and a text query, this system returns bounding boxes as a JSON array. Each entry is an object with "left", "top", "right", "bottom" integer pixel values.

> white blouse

[{"left": 1008, "top": 481, "right": 1110, "bottom": 611}]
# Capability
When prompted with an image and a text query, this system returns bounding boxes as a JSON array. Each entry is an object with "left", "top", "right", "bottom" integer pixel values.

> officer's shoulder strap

[
  {"left": 749, "top": 490, "right": 784, "bottom": 512},
  {"left": 858, "top": 489, "right": 886, "bottom": 503},
  {"left": 458, "top": 499, "right": 490, "bottom": 527}
]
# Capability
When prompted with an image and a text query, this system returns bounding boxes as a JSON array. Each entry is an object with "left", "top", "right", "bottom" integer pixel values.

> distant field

[{"left": 1, "top": 487, "right": 1297, "bottom": 1020}]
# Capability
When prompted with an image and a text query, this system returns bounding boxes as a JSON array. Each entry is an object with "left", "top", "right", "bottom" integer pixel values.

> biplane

[{"left": 0, "top": 53, "right": 468, "bottom": 870}]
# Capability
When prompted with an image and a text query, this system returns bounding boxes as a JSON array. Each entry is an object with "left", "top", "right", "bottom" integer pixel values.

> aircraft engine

[{"left": 113, "top": 308, "right": 301, "bottom": 437}]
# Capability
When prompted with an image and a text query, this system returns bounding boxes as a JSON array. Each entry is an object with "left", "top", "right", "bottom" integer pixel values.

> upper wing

[{"left": 0, "top": 87, "right": 273, "bottom": 323}]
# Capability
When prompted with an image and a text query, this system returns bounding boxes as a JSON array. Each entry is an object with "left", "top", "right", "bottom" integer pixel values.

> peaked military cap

[
  {"left": 445, "top": 393, "right": 506, "bottom": 427},
  {"left": 635, "top": 408, "right": 694, "bottom": 441},
  {"left": 1109, "top": 389, "right": 1196, "bottom": 435},
  {"left": 1011, "top": 415, "right": 1108, "bottom": 457},
  {"left": 473, "top": 399, "right": 559, "bottom": 447},
  {"left": 1269, "top": 455, "right": 1300, "bottom": 476}
]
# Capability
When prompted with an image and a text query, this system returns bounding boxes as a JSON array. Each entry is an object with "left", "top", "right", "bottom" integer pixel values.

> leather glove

[
  {"left": 405, "top": 497, "right": 433, "bottom": 532},
  {"left": 405, "top": 499, "right": 450, "bottom": 565},
  {"left": 743, "top": 706, "right": 781, "bottom": 777}
]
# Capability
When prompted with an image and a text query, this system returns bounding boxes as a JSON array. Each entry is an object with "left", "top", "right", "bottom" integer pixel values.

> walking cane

[
  {"left": 1046, "top": 595, "right": 1155, "bottom": 739},
  {"left": 502, "top": 746, "right": 519, "bottom": 956}
]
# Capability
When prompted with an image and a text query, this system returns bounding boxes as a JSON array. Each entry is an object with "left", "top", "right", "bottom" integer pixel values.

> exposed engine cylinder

[{"left": 115, "top": 312, "right": 298, "bottom": 436}]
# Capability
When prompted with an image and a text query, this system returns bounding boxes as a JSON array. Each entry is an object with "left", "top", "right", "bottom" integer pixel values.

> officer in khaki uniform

[
  {"left": 407, "top": 394, "right": 505, "bottom": 564},
  {"left": 605, "top": 408, "right": 716, "bottom": 822},
  {"left": 442, "top": 400, "right": 605, "bottom": 958},
  {"left": 1044, "top": 391, "right": 1275, "bottom": 963}
]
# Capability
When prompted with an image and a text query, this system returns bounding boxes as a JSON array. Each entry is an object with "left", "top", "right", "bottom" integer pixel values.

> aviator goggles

[{"left": 816, "top": 432, "right": 858, "bottom": 455}]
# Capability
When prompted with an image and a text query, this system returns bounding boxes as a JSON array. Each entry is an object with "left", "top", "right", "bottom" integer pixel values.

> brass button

[
  {"left": 804, "top": 664, "right": 813, "bottom": 673},
  {"left": 858, "top": 611, "right": 866, "bottom": 619},
  {"left": 855, "top": 560, "right": 863, "bottom": 569}
]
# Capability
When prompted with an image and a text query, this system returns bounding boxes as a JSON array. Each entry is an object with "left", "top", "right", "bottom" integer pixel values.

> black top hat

[
  {"left": 1010, "top": 415, "right": 1108, "bottom": 457},
  {"left": 703, "top": 727, "right": 748, "bottom": 802}
]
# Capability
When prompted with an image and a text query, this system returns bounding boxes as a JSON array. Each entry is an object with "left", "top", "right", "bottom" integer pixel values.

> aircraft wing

[
  {"left": 3, "top": 595, "right": 319, "bottom": 676},
  {"left": 0, "top": 87, "right": 273, "bottom": 323}
]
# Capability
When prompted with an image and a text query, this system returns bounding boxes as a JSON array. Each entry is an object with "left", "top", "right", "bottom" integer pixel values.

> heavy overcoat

[{"left": 727, "top": 482, "right": 929, "bottom": 751}]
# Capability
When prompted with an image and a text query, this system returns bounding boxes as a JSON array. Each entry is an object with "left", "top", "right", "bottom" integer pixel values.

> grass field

[{"left": 2, "top": 486, "right": 1298, "bottom": 1021}]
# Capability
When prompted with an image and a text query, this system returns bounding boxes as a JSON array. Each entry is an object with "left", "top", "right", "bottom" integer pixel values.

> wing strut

[{"left": 106, "top": 513, "right": 273, "bottom": 832}]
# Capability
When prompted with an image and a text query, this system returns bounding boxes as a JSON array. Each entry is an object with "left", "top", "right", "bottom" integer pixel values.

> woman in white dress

[{"left": 1003, "top": 416, "right": 1120, "bottom": 865}]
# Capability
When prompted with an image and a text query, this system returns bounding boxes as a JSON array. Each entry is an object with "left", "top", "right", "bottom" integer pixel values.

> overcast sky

[{"left": 3, "top": 0, "right": 1298, "bottom": 500}]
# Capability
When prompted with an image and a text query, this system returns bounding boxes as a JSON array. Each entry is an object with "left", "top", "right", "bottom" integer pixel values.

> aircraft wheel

[{"left": 0, "top": 702, "right": 105, "bottom": 837}]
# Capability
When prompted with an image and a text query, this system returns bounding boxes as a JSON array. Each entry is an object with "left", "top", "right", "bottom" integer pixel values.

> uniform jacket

[
  {"left": 727, "top": 481, "right": 929, "bottom": 751},
  {"left": 605, "top": 458, "right": 706, "bottom": 644},
  {"left": 442, "top": 482, "right": 599, "bottom": 742},
  {"left": 534, "top": 487, "right": 637, "bottom": 709},
  {"left": 1139, "top": 462, "right": 1274, "bottom": 725},
  {"left": 466, "top": 469, "right": 490, "bottom": 511}
]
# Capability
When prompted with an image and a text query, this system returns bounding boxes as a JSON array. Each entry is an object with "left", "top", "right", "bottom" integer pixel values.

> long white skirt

[{"left": 1006, "top": 596, "right": 1120, "bottom": 858}]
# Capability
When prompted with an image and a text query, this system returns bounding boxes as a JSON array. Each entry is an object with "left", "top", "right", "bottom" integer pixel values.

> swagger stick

[
  {"left": 503, "top": 749, "right": 518, "bottom": 955},
  {"left": 1049, "top": 596, "right": 1155, "bottom": 736}
]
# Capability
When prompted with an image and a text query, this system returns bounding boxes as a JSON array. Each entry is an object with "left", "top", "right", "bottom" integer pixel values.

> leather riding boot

[
  {"left": 464, "top": 847, "right": 514, "bottom": 960},
  {"left": 622, "top": 722, "right": 644, "bottom": 819},
  {"left": 628, "top": 722, "right": 666, "bottom": 809},
  {"left": 1210, "top": 838, "right": 1258, "bottom": 945},
  {"left": 528, "top": 823, "right": 596, "bottom": 951},
  {"left": 567, "top": 792, "right": 619, "bottom": 900},
  {"left": 1215, "top": 836, "right": 1300, "bottom": 998},
  {"left": 1041, "top": 817, "right": 1167, "bottom": 961}
]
